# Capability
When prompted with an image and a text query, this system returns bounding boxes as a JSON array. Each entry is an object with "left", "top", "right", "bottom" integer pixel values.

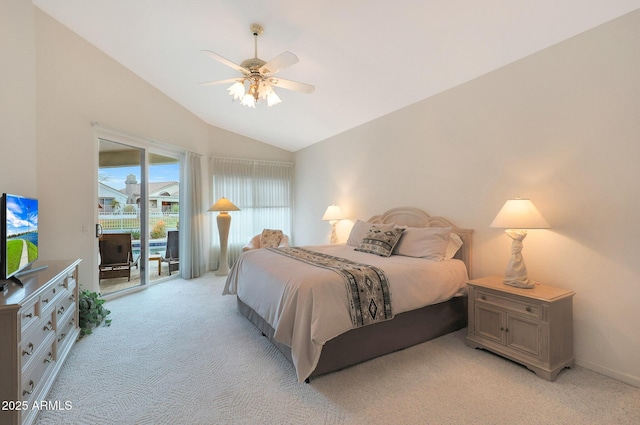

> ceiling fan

[{"left": 200, "top": 23, "right": 315, "bottom": 108}]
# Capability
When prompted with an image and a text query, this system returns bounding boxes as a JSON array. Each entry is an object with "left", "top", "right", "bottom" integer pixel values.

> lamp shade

[
  {"left": 208, "top": 197, "right": 240, "bottom": 212},
  {"left": 490, "top": 198, "right": 550, "bottom": 229},
  {"left": 322, "top": 205, "right": 344, "bottom": 221}
]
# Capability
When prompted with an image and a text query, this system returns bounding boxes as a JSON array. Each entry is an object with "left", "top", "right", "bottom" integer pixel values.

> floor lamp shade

[
  {"left": 209, "top": 197, "right": 240, "bottom": 276},
  {"left": 490, "top": 198, "right": 550, "bottom": 288}
]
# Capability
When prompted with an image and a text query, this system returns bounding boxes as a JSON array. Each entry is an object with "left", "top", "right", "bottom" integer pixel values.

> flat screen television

[{"left": 1, "top": 193, "right": 39, "bottom": 282}]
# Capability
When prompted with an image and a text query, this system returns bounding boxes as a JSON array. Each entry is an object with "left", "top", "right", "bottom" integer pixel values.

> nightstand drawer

[{"left": 476, "top": 290, "right": 540, "bottom": 319}]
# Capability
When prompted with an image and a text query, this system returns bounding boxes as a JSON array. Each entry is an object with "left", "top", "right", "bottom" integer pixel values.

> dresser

[
  {"left": 465, "top": 275, "right": 574, "bottom": 381},
  {"left": 0, "top": 260, "right": 81, "bottom": 425}
]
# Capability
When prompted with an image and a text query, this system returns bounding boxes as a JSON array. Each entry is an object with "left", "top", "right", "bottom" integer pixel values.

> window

[{"left": 210, "top": 157, "right": 294, "bottom": 267}]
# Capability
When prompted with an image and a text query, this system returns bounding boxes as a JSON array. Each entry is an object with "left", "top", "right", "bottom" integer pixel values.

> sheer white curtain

[
  {"left": 209, "top": 157, "right": 294, "bottom": 270},
  {"left": 181, "top": 151, "right": 206, "bottom": 278}
]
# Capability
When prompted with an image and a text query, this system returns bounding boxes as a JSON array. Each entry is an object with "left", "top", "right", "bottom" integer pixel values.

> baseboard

[{"left": 576, "top": 357, "right": 640, "bottom": 388}]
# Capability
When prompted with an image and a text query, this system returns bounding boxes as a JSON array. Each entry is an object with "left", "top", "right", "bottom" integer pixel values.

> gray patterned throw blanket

[{"left": 268, "top": 247, "right": 393, "bottom": 327}]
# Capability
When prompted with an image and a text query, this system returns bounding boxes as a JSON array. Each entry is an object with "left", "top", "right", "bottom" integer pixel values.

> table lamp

[
  {"left": 322, "top": 205, "right": 344, "bottom": 244},
  {"left": 208, "top": 197, "right": 240, "bottom": 276},
  {"left": 490, "top": 198, "right": 550, "bottom": 288}
]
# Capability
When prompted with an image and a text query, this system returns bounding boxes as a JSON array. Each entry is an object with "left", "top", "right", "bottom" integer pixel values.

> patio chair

[
  {"left": 162, "top": 230, "right": 179, "bottom": 275},
  {"left": 98, "top": 233, "right": 134, "bottom": 282}
]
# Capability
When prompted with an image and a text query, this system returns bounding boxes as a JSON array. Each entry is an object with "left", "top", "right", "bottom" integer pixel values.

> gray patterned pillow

[{"left": 355, "top": 227, "right": 405, "bottom": 257}]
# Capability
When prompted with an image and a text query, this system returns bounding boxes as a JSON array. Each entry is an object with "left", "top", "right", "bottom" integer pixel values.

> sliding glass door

[
  {"left": 98, "top": 137, "right": 181, "bottom": 295},
  {"left": 147, "top": 152, "right": 181, "bottom": 280}
]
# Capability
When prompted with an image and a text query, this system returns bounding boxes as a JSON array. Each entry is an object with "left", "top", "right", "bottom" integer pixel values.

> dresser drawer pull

[
  {"left": 24, "top": 312, "right": 33, "bottom": 318},
  {"left": 22, "top": 343, "right": 34, "bottom": 356},
  {"left": 43, "top": 298, "right": 49, "bottom": 304},
  {"left": 43, "top": 321, "right": 53, "bottom": 331},
  {"left": 480, "top": 295, "right": 486, "bottom": 300},
  {"left": 44, "top": 352, "right": 53, "bottom": 363},
  {"left": 525, "top": 307, "right": 531, "bottom": 312},
  {"left": 23, "top": 380, "right": 34, "bottom": 396},
  {"left": 58, "top": 306, "right": 65, "bottom": 315},
  {"left": 57, "top": 333, "right": 66, "bottom": 343}
]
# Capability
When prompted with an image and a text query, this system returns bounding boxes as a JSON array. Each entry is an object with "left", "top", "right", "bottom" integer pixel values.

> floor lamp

[{"left": 209, "top": 197, "right": 240, "bottom": 276}]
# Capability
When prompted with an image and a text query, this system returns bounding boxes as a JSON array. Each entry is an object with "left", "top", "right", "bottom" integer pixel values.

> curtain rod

[
  {"left": 211, "top": 156, "right": 294, "bottom": 166},
  {"left": 92, "top": 122, "right": 195, "bottom": 156}
]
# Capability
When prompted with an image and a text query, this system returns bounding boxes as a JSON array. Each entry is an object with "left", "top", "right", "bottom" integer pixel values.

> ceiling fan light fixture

[
  {"left": 241, "top": 83, "right": 258, "bottom": 108},
  {"left": 227, "top": 80, "right": 245, "bottom": 100},
  {"left": 267, "top": 91, "right": 281, "bottom": 107}
]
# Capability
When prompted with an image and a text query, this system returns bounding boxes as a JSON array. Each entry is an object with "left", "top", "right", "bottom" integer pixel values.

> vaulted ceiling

[{"left": 33, "top": 1, "right": 640, "bottom": 152}]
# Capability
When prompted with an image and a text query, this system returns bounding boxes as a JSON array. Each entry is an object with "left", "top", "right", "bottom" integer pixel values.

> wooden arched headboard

[{"left": 367, "top": 207, "right": 473, "bottom": 276}]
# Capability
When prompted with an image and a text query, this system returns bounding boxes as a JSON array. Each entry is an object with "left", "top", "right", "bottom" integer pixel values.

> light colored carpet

[{"left": 35, "top": 273, "right": 639, "bottom": 425}]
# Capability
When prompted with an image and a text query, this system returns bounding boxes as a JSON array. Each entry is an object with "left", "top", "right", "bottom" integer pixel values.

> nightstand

[{"left": 465, "top": 275, "right": 575, "bottom": 381}]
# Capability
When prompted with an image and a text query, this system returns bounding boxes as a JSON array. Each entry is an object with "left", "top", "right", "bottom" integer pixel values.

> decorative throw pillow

[
  {"left": 260, "top": 229, "right": 283, "bottom": 248},
  {"left": 393, "top": 227, "right": 452, "bottom": 260},
  {"left": 355, "top": 227, "right": 405, "bottom": 257},
  {"left": 346, "top": 220, "right": 395, "bottom": 246},
  {"left": 444, "top": 233, "right": 464, "bottom": 260}
]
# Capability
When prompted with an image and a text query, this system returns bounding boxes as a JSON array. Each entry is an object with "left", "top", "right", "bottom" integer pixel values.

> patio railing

[{"left": 98, "top": 212, "right": 179, "bottom": 233}]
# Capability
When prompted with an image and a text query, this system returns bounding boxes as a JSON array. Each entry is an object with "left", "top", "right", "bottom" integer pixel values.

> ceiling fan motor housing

[{"left": 240, "top": 58, "right": 267, "bottom": 72}]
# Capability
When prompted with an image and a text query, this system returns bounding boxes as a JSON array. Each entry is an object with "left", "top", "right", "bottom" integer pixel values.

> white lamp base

[
  {"left": 502, "top": 229, "right": 535, "bottom": 289},
  {"left": 216, "top": 212, "right": 231, "bottom": 276},
  {"left": 328, "top": 220, "right": 338, "bottom": 244}
]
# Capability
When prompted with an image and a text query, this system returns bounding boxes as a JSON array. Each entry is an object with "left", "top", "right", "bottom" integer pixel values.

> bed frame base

[{"left": 237, "top": 295, "right": 468, "bottom": 382}]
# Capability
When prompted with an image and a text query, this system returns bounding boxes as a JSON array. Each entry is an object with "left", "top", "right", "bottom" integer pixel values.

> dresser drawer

[
  {"left": 476, "top": 290, "right": 541, "bottom": 319},
  {"left": 56, "top": 308, "right": 77, "bottom": 355},
  {"left": 55, "top": 290, "right": 76, "bottom": 321},
  {"left": 21, "top": 334, "right": 55, "bottom": 403},
  {"left": 21, "top": 310, "right": 55, "bottom": 373},
  {"left": 40, "top": 282, "right": 64, "bottom": 311},
  {"left": 20, "top": 297, "right": 40, "bottom": 333}
]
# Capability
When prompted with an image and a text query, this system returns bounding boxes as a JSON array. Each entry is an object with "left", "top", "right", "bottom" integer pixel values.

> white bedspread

[{"left": 223, "top": 244, "right": 468, "bottom": 382}]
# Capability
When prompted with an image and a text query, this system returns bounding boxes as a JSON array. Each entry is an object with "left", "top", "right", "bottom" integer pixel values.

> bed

[{"left": 223, "top": 207, "right": 473, "bottom": 382}]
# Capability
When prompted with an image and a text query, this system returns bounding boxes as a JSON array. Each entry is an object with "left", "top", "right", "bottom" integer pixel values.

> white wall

[
  {"left": 1, "top": 0, "right": 37, "bottom": 197},
  {"left": 294, "top": 10, "right": 640, "bottom": 386},
  {"left": 29, "top": 7, "right": 292, "bottom": 292}
]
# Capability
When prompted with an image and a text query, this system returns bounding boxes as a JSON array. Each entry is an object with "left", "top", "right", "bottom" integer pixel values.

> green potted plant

[{"left": 78, "top": 290, "right": 112, "bottom": 337}]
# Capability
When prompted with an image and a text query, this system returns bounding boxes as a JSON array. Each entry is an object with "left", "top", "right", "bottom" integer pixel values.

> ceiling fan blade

[
  {"left": 198, "top": 78, "right": 243, "bottom": 86},
  {"left": 201, "top": 50, "right": 249, "bottom": 75},
  {"left": 259, "top": 51, "right": 299, "bottom": 75},
  {"left": 269, "top": 78, "right": 315, "bottom": 94}
]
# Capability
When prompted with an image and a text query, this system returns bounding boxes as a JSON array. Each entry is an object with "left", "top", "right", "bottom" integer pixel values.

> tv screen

[{"left": 1, "top": 193, "right": 39, "bottom": 280}]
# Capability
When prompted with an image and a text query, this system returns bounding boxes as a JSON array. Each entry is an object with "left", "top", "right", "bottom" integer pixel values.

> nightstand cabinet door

[
  {"left": 474, "top": 303, "right": 505, "bottom": 344},
  {"left": 466, "top": 276, "right": 574, "bottom": 382},
  {"left": 505, "top": 313, "right": 542, "bottom": 359}
]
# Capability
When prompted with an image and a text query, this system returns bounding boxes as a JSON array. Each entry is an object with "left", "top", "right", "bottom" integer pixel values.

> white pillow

[
  {"left": 393, "top": 227, "right": 452, "bottom": 260},
  {"left": 444, "top": 233, "right": 464, "bottom": 260},
  {"left": 346, "top": 220, "right": 395, "bottom": 246}
]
